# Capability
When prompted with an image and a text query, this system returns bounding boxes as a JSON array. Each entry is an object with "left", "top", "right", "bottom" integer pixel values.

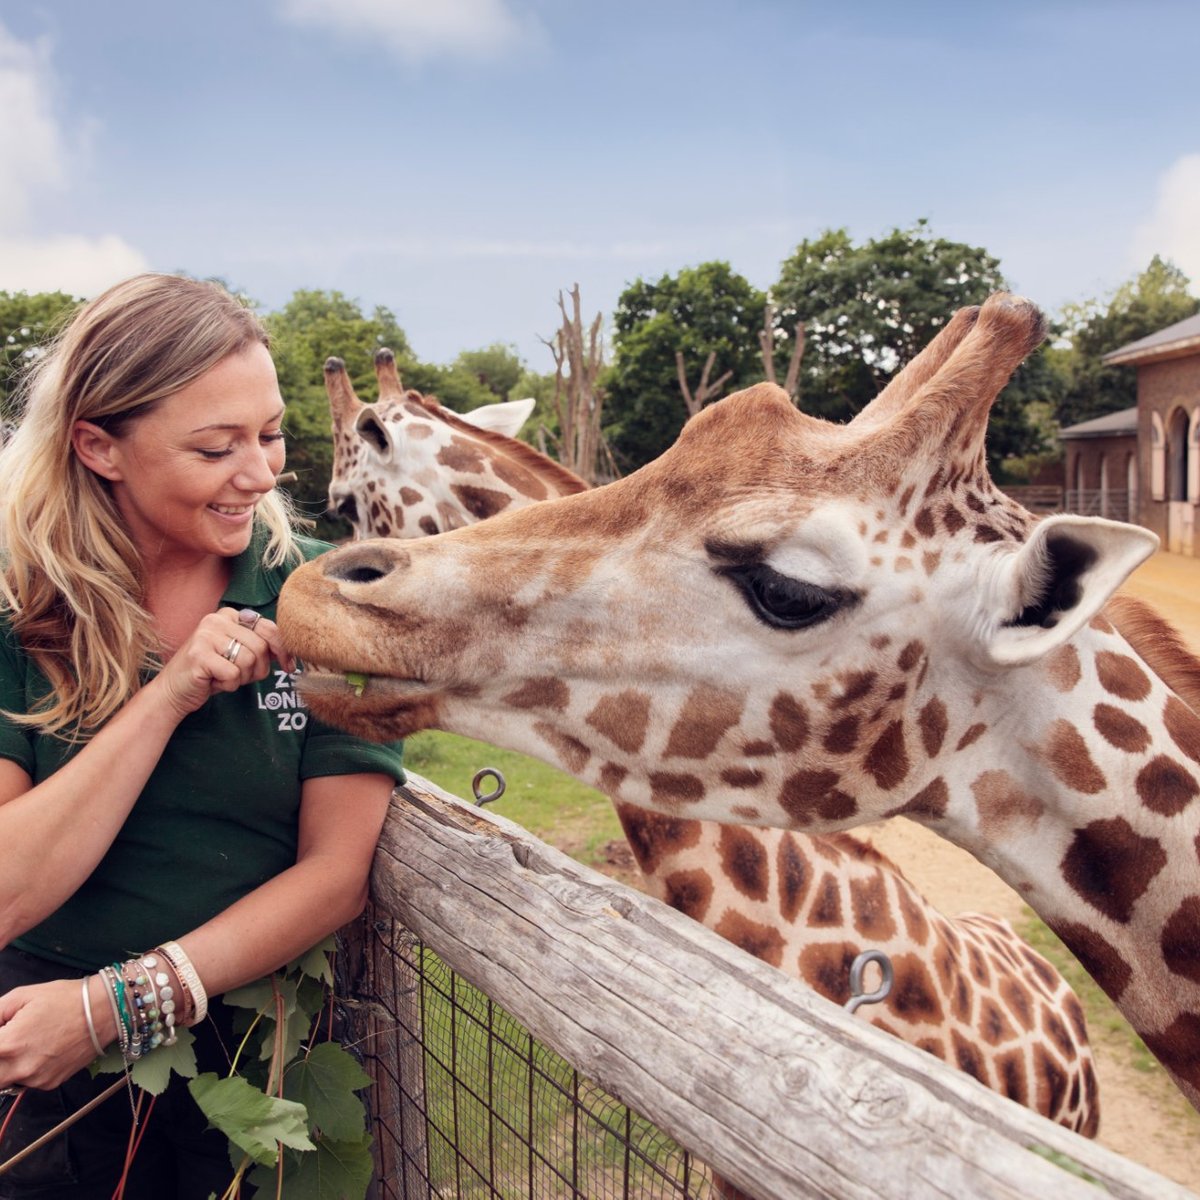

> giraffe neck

[{"left": 921, "top": 615, "right": 1200, "bottom": 1105}]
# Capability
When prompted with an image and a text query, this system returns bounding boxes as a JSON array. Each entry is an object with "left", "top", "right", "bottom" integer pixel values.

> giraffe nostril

[
  {"left": 333, "top": 495, "right": 359, "bottom": 524},
  {"left": 323, "top": 541, "right": 408, "bottom": 585}
]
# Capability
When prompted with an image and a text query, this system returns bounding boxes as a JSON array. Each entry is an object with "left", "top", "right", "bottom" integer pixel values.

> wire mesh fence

[{"left": 341, "top": 908, "right": 718, "bottom": 1200}]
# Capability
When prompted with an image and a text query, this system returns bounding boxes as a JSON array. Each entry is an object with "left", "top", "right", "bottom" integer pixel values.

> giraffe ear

[
  {"left": 459, "top": 397, "right": 535, "bottom": 439},
  {"left": 354, "top": 409, "right": 394, "bottom": 462},
  {"left": 984, "top": 515, "right": 1159, "bottom": 667}
]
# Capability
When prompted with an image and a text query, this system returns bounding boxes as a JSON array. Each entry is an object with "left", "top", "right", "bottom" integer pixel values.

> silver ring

[
  {"left": 0, "top": 1086, "right": 20, "bottom": 1097},
  {"left": 222, "top": 638, "right": 242, "bottom": 663},
  {"left": 237, "top": 608, "right": 262, "bottom": 631}
]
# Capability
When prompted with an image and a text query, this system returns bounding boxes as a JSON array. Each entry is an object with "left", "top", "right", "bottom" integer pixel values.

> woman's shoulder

[{"left": 295, "top": 535, "right": 339, "bottom": 565}]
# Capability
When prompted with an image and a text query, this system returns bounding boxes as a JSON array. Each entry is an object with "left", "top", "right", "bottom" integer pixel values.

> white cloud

[
  {"left": 0, "top": 20, "right": 147, "bottom": 295},
  {"left": 0, "top": 234, "right": 148, "bottom": 296},
  {"left": 1130, "top": 153, "right": 1200, "bottom": 290},
  {"left": 276, "top": 0, "right": 541, "bottom": 61},
  {"left": 0, "top": 24, "right": 66, "bottom": 227}
]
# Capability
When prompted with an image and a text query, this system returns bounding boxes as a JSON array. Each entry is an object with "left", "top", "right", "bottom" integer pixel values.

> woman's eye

[
  {"left": 262, "top": 431, "right": 286, "bottom": 445},
  {"left": 198, "top": 447, "right": 233, "bottom": 460},
  {"left": 720, "top": 564, "right": 852, "bottom": 630}
]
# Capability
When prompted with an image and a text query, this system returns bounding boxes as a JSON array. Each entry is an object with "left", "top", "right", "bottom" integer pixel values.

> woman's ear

[{"left": 71, "top": 421, "right": 124, "bottom": 481}]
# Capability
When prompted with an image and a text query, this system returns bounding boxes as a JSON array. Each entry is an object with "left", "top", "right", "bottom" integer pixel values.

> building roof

[
  {"left": 1059, "top": 406, "right": 1139, "bottom": 440},
  {"left": 1102, "top": 311, "right": 1200, "bottom": 366}
]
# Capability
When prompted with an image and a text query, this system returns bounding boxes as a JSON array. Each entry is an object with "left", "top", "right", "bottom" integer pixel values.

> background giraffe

[
  {"left": 279, "top": 295, "right": 1200, "bottom": 1114},
  {"left": 316, "top": 348, "right": 1100, "bottom": 1132}
]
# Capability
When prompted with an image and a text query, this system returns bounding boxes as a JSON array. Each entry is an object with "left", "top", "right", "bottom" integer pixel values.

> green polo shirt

[{"left": 0, "top": 529, "right": 405, "bottom": 971}]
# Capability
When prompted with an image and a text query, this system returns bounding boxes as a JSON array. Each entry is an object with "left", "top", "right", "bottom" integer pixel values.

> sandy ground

[{"left": 860, "top": 549, "right": 1200, "bottom": 1193}]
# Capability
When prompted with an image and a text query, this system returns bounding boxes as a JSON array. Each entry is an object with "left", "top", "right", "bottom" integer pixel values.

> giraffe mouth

[{"left": 296, "top": 661, "right": 428, "bottom": 699}]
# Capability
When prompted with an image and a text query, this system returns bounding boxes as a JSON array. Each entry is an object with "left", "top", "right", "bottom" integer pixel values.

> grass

[{"left": 402, "top": 730, "right": 624, "bottom": 871}]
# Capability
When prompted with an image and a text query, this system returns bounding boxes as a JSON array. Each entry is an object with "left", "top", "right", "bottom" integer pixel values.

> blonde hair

[{"left": 0, "top": 273, "right": 302, "bottom": 737}]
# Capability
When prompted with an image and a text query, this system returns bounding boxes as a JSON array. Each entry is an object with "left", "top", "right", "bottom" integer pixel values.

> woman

[{"left": 0, "top": 274, "right": 405, "bottom": 1197}]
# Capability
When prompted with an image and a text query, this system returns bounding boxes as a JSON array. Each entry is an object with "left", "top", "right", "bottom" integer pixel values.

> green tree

[
  {"left": 605, "top": 262, "right": 766, "bottom": 471},
  {"left": 0, "top": 289, "right": 81, "bottom": 418},
  {"left": 771, "top": 221, "right": 1045, "bottom": 475},
  {"left": 454, "top": 343, "right": 525, "bottom": 405},
  {"left": 264, "top": 290, "right": 413, "bottom": 538},
  {"left": 1056, "top": 256, "right": 1199, "bottom": 428}
]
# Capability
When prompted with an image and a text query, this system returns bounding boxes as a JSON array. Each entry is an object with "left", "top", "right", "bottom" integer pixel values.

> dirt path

[{"left": 859, "top": 549, "right": 1200, "bottom": 1193}]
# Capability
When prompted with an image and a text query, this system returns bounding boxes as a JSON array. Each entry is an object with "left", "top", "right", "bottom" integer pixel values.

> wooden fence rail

[{"left": 364, "top": 774, "right": 1195, "bottom": 1200}]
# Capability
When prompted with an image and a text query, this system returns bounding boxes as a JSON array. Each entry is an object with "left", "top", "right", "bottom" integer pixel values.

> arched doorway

[{"left": 1167, "top": 407, "right": 1194, "bottom": 554}]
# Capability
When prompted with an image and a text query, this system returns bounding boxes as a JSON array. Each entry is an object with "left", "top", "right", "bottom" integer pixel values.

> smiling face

[{"left": 75, "top": 343, "right": 287, "bottom": 564}]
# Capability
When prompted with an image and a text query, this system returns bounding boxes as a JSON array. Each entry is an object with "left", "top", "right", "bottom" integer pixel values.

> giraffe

[
  {"left": 313, "top": 341, "right": 1101, "bottom": 1132},
  {"left": 279, "top": 293, "right": 1200, "bottom": 1110},
  {"left": 324, "top": 348, "right": 586, "bottom": 539}
]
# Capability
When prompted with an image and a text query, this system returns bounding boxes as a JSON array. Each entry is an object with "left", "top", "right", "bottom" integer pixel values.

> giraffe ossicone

[{"left": 292, "top": 308, "right": 1108, "bottom": 1132}]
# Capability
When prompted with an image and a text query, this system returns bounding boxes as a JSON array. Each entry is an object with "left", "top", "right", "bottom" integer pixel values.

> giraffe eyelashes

[{"left": 718, "top": 564, "right": 858, "bottom": 630}]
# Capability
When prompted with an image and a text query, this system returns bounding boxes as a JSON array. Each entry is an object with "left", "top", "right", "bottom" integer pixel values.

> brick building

[{"left": 1098, "top": 312, "right": 1200, "bottom": 554}]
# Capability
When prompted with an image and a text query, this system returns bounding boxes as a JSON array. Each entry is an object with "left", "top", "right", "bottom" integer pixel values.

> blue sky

[{"left": 2, "top": 1, "right": 1198, "bottom": 370}]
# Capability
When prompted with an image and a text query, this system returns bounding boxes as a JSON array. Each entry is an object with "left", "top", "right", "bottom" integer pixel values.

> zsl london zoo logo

[{"left": 258, "top": 668, "right": 308, "bottom": 732}]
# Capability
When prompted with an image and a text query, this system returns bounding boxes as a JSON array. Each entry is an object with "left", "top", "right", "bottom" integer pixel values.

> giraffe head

[
  {"left": 281, "top": 294, "right": 1158, "bottom": 830},
  {"left": 325, "top": 347, "right": 581, "bottom": 539}
]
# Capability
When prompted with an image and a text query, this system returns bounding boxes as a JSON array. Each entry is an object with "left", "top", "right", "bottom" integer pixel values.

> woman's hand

[
  {"left": 152, "top": 607, "right": 296, "bottom": 721},
  {"left": 0, "top": 977, "right": 108, "bottom": 1091}
]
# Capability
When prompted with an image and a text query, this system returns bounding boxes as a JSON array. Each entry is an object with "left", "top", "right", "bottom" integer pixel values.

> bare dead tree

[
  {"left": 760, "top": 302, "right": 805, "bottom": 404},
  {"left": 674, "top": 349, "right": 732, "bottom": 417},
  {"left": 538, "top": 284, "right": 614, "bottom": 485}
]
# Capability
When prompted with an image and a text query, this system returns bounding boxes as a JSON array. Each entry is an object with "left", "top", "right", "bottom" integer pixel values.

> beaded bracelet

[
  {"left": 156, "top": 941, "right": 208, "bottom": 1026},
  {"left": 100, "top": 965, "right": 135, "bottom": 1061}
]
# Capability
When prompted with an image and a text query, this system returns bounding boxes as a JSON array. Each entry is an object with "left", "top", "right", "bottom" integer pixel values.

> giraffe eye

[{"left": 720, "top": 564, "right": 852, "bottom": 630}]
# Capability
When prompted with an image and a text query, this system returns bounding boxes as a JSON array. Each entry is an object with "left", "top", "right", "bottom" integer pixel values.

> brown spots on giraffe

[
  {"left": 872, "top": 529, "right": 889, "bottom": 544},
  {"left": 1033, "top": 1045, "right": 1070, "bottom": 1122},
  {"left": 437, "top": 437, "right": 487, "bottom": 473},
  {"left": 1164, "top": 694, "right": 1200, "bottom": 767},
  {"left": 492, "top": 457, "right": 549, "bottom": 500},
  {"left": 1019, "top": 947, "right": 1060, "bottom": 993},
  {"left": 1089, "top": 612, "right": 1114, "bottom": 634},
  {"left": 822, "top": 714, "right": 860, "bottom": 754},
  {"left": 586, "top": 690, "right": 652, "bottom": 754},
  {"left": 797, "top": 942, "right": 859, "bottom": 1004},
  {"left": 964, "top": 491, "right": 986, "bottom": 515},
  {"left": 971, "top": 770, "right": 1043, "bottom": 839},
  {"left": 832, "top": 671, "right": 877, "bottom": 710},
  {"left": 809, "top": 873, "right": 843, "bottom": 926},
  {"left": 897, "top": 640, "right": 925, "bottom": 673},
  {"left": 1044, "top": 720, "right": 1107, "bottom": 793},
  {"left": 973, "top": 523, "right": 1004, "bottom": 544},
  {"left": 779, "top": 770, "right": 858, "bottom": 824},
  {"left": 1136, "top": 755, "right": 1199, "bottom": 815},
  {"left": 864, "top": 721, "right": 909, "bottom": 790},
  {"left": 921, "top": 550, "right": 941, "bottom": 576},
  {"left": 950, "top": 1030, "right": 988, "bottom": 1086},
  {"left": 900, "top": 530, "right": 917, "bottom": 551},
  {"left": 721, "top": 767, "right": 764, "bottom": 789},
  {"left": 1061, "top": 818, "right": 1167, "bottom": 923},
  {"left": 1051, "top": 920, "right": 1132, "bottom": 1002},
  {"left": 399, "top": 486, "right": 422, "bottom": 505},
  {"left": 869, "top": 634, "right": 892, "bottom": 651},
  {"left": 533, "top": 722, "right": 591, "bottom": 775},
  {"left": 768, "top": 693, "right": 810, "bottom": 751},
  {"left": 1162, "top": 896, "right": 1200, "bottom": 984},
  {"left": 887, "top": 954, "right": 944, "bottom": 1023},
  {"left": 1141, "top": 1013, "right": 1200, "bottom": 1093},
  {"left": 996, "top": 1051, "right": 1028, "bottom": 1107},
  {"left": 913, "top": 506, "right": 937, "bottom": 539},
  {"left": 901, "top": 777, "right": 949, "bottom": 820},
  {"left": 731, "top": 805, "right": 761, "bottom": 820},
  {"left": 897, "top": 484, "right": 915, "bottom": 516},
  {"left": 1045, "top": 644, "right": 1082, "bottom": 693},
  {"left": 406, "top": 422, "right": 433, "bottom": 439},
  {"left": 776, "top": 834, "right": 812, "bottom": 923},
  {"left": 714, "top": 910, "right": 785, "bottom": 967},
  {"left": 504, "top": 676, "right": 570, "bottom": 710},
  {"left": 390, "top": 506, "right": 405, "bottom": 531},
  {"left": 848, "top": 872, "right": 897, "bottom": 941},
  {"left": 1094, "top": 650, "right": 1152, "bottom": 701},
  {"left": 598, "top": 763, "right": 628, "bottom": 794},
  {"left": 895, "top": 881, "right": 930, "bottom": 945},
  {"left": 648, "top": 771, "right": 705, "bottom": 807},
  {"left": 955, "top": 722, "right": 987, "bottom": 751},
  {"left": 894, "top": 556, "right": 913, "bottom": 572},
  {"left": 452, "top": 484, "right": 513, "bottom": 521},
  {"left": 978, "top": 997, "right": 1016, "bottom": 1046},
  {"left": 662, "top": 869, "right": 713, "bottom": 923},
  {"left": 665, "top": 689, "right": 743, "bottom": 758},
  {"left": 741, "top": 739, "right": 776, "bottom": 758},
  {"left": 717, "top": 825, "right": 770, "bottom": 902},
  {"left": 998, "top": 976, "right": 1034, "bottom": 1032},
  {"left": 419, "top": 516, "right": 438, "bottom": 536},
  {"left": 614, "top": 803, "right": 701, "bottom": 874},
  {"left": 1093, "top": 703, "right": 1151, "bottom": 753},
  {"left": 1041, "top": 1010, "right": 1076, "bottom": 1062},
  {"left": 1079, "top": 1066, "right": 1100, "bottom": 1138},
  {"left": 917, "top": 698, "right": 948, "bottom": 758},
  {"left": 941, "top": 504, "right": 966, "bottom": 535}
]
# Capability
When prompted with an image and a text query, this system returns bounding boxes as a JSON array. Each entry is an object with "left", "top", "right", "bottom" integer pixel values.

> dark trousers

[{"left": 0, "top": 946, "right": 247, "bottom": 1200}]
